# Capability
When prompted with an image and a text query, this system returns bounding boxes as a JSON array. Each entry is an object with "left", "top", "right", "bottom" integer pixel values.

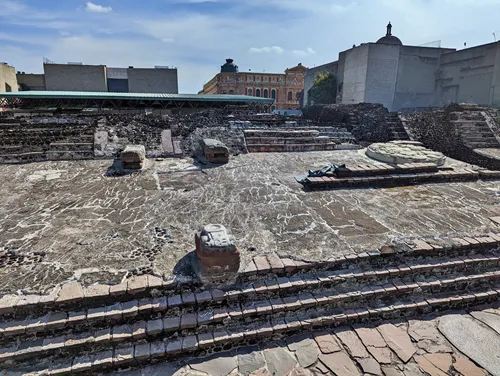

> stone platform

[{"left": 0, "top": 150, "right": 499, "bottom": 294}]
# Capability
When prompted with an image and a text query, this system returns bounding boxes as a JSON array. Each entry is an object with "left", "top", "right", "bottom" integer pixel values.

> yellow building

[{"left": 0, "top": 62, "right": 18, "bottom": 92}]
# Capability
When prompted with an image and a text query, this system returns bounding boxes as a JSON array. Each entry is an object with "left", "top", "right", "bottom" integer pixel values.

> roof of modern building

[
  {"left": 0, "top": 91, "right": 273, "bottom": 103},
  {"left": 376, "top": 22, "right": 403, "bottom": 46}
]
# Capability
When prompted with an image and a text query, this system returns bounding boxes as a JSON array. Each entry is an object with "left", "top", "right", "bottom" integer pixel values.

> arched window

[
  {"left": 264, "top": 89, "right": 269, "bottom": 98},
  {"left": 256, "top": 89, "right": 261, "bottom": 97},
  {"left": 288, "top": 91, "right": 293, "bottom": 101},
  {"left": 271, "top": 89, "right": 276, "bottom": 99},
  {"left": 247, "top": 88, "right": 253, "bottom": 96}
]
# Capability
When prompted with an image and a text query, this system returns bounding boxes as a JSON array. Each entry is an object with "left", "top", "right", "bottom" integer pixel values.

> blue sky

[{"left": 1, "top": 0, "right": 500, "bottom": 93}]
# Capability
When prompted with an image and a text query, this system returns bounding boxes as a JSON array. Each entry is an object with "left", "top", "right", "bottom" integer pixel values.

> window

[
  {"left": 247, "top": 88, "right": 253, "bottom": 96},
  {"left": 255, "top": 89, "right": 261, "bottom": 97},
  {"left": 229, "top": 90, "right": 234, "bottom": 94},
  {"left": 264, "top": 89, "right": 268, "bottom": 98},
  {"left": 253, "top": 76, "right": 255, "bottom": 81},
  {"left": 5, "top": 83, "right": 11, "bottom": 92},
  {"left": 271, "top": 89, "right": 276, "bottom": 99},
  {"left": 288, "top": 91, "right": 293, "bottom": 101},
  {"left": 268, "top": 77, "right": 271, "bottom": 82}
]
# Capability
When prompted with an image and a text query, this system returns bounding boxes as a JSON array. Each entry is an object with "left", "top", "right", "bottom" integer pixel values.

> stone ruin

[
  {"left": 194, "top": 224, "right": 240, "bottom": 282},
  {"left": 201, "top": 138, "right": 229, "bottom": 163},
  {"left": 120, "top": 145, "right": 146, "bottom": 170}
]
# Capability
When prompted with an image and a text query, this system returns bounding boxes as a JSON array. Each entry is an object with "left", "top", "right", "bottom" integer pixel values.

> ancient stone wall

[{"left": 303, "top": 103, "right": 399, "bottom": 143}]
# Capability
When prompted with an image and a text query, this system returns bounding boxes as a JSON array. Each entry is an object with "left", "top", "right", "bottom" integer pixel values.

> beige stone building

[
  {"left": 0, "top": 62, "right": 18, "bottom": 92},
  {"left": 199, "top": 59, "right": 307, "bottom": 111}
]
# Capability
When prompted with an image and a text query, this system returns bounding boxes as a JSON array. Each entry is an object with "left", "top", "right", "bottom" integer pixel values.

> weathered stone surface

[
  {"left": 470, "top": 311, "right": 500, "bottom": 335},
  {"left": 422, "top": 353, "right": 453, "bottom": 375},
  {"left": 453, "top": 356, "right": 488, "bottom": 376},
  {"left": 381, "top": 366, "right": 405, "bottom": 376},
  {"left": 335, "top": 329, "right": 370, "bottom": 358},
  {"left": 238, "top": 350, "right": 266, "bottom": 375},
  {"left": 319, "top": 352, "right": 362, "bottom": 376},
  {"left": 377, "top": 323, "right": 416, "bottom": 363},
  {"left": 288, "top": 368, "right": 313, "bottom": 376},
  {"left": 354, "top": 326, "right": 386, "bottom": 348},
  {"left": 439, "top": 314, "right": 500, "bottom": 376},
  {"left": 408, "top": 320, "right": 452, "bottom": 354},
  {"left": 313, "top": 332, "right": 342, "bottom": 354},
  {"left": 357, "top": 357, "right": 382, "bottom": 376},
  {"left": 414, "top": 355, "right": 448, "bottom": 376},
  {"left": 190, "top": 354, "right": 238, "bottom": 376},
  {"left": 367, "top": 346, "right": 392, "bottom": 364},
  {"left": 250, "top": 368, "right": 271, "bottom": 376},
  {"left": 293, "top": 339, "right": 319, "bottom": 368},
  {"left": 263, "top": 347, "right": 297, "bottom": 376}
]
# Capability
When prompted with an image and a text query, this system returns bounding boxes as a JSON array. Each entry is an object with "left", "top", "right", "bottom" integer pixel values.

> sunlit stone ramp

[{"left": 1, "top": 232, "right": 500, "bottom": 374}]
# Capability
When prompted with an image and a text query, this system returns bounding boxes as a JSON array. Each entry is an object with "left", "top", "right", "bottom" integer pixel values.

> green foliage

[{"left": 307, "top": 72, "right": 337, "bottom": 105}]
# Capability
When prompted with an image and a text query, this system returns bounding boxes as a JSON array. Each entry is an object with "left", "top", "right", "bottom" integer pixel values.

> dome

[
  {"left": 221, "top": 58, "right": 238, "bottom": 73},
  {"left": 376, "top": 22, "right": 403, "bottom": 46}
]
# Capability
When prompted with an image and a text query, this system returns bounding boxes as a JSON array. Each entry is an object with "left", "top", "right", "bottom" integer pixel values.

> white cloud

[
  {"left": 85, "top": 2, "right": 112, "bottom": 13},
  {"left": 291, "top": 47, "right": 316, "bottom": 57},
  {"left": 249, "top": 46, "right": 284, "bottom": 54}
]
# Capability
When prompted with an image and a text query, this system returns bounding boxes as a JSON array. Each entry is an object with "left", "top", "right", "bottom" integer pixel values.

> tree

[{"left": 307, "top": 72, "right": 337, "bottom": 106}]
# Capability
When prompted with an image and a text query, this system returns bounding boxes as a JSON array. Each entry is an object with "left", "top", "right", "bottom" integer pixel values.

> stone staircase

[
  {"left": 454, "top": 119, "right": 500, "bottom": 149},
  {"left": 244, "top": 129, "right": 359, "bottom": 153},
  {"left": 387, "top": 112, "right": 410, "bottom": 141},
  {"left": 0, "top": 120, "right": 95, "bottom": 164},
  {"left": 1, "top": 233, "right": 500, "bottom": 374}
]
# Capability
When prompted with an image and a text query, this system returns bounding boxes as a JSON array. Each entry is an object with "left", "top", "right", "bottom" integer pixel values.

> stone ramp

[{"left": 1, "top": 233, "right": 500, "bottom": 374}]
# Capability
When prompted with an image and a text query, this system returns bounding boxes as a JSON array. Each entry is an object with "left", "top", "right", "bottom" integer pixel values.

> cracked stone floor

[
  {"left": 0, "top": 150, "right": 499, "bottom": 293},
  {"left": 104, "top": 306, "right": 500, "bottom": 376}
]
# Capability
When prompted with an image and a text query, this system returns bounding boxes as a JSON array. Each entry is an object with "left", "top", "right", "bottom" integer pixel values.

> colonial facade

[{"left": 199, "top": 59, "right": 307, "bottom": 111}]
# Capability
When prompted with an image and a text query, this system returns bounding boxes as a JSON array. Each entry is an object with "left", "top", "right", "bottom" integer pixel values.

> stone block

[
  {"left": 120, "top": 144, "right": 146, "bottom": 170},
  {"left": 202, "top": 139, "right": 229, "bottom": 164},
  {"left": 194, "top": 224, "right": 240, "bottom": 281}
]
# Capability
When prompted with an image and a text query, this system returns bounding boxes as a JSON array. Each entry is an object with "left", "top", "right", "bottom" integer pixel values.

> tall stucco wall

[
  {"left": 364, "top": 44, "right": 400, "bottom": 111},
  {"left": 44, "top": 64, "right": 107, "bottom": 91},
  {"left": 303, "top": 61, "right": 338, "bottom": 105},
  {"left": 127, "top": 68, "right": 178, "bottom": 93},
  {"left": 0, "top": 64, "right": 18, "bottom": 92},
  {"left": 436, "top": 42, "right": 500, "bottom": 107},
  {"left": 341, "top": 44, "right": 369, "bottom": 105},
  {"left": 392, "top": 47, "right": 454, "bottom": 111}
]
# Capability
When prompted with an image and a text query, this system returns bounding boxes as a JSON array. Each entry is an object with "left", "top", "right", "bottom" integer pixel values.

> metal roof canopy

[{"left": 0, "top": 91, "right": 274, "bottom": 110}]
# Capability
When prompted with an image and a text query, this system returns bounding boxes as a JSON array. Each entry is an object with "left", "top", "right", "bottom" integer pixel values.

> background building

[
  {"left": 199, "top": 59, "right": 307, "bottom": 111},
  {"left": 17, "top": 73, "right": 45, "bottom": 91},
  {"left": 307, "top": 23, "right": 500, "bottom": 111},
  {"left": 16, "top": 61, "right": 179, "bottom": 94},
  {"left": 303, "top": 62, "right": 338, "bottom": 106},
  {"left": 0, "top": 63, "right": 18, "bottom": 92}
]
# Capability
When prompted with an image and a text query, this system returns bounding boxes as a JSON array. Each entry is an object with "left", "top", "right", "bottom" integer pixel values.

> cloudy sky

[{"left": 1, "top": 0, "right": 499, "bottom": 93}]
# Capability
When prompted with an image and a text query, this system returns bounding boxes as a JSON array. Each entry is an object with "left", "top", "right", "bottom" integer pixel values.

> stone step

[
  {"left": 297, "top": 167, "right": 500, "bottom": 189},
  {"left": 11, "top": 284, "right": 500, "bottom": 374},
  {"left": 245, "top": 137, "right": 341, "bottom": 145},
  {"left": 247, "top": 144, "right": 340, "bottom": 152},
  {"left": 2, "top": 234, "right": 500, "bottom": 322},
  {"left": 2, "top": 251, "right": 499, "bottom": 345}
]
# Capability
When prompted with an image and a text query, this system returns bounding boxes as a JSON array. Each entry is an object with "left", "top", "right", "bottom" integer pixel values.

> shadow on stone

[{"left": 172, "top": 251, "right": 197, "bottom": 278}]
